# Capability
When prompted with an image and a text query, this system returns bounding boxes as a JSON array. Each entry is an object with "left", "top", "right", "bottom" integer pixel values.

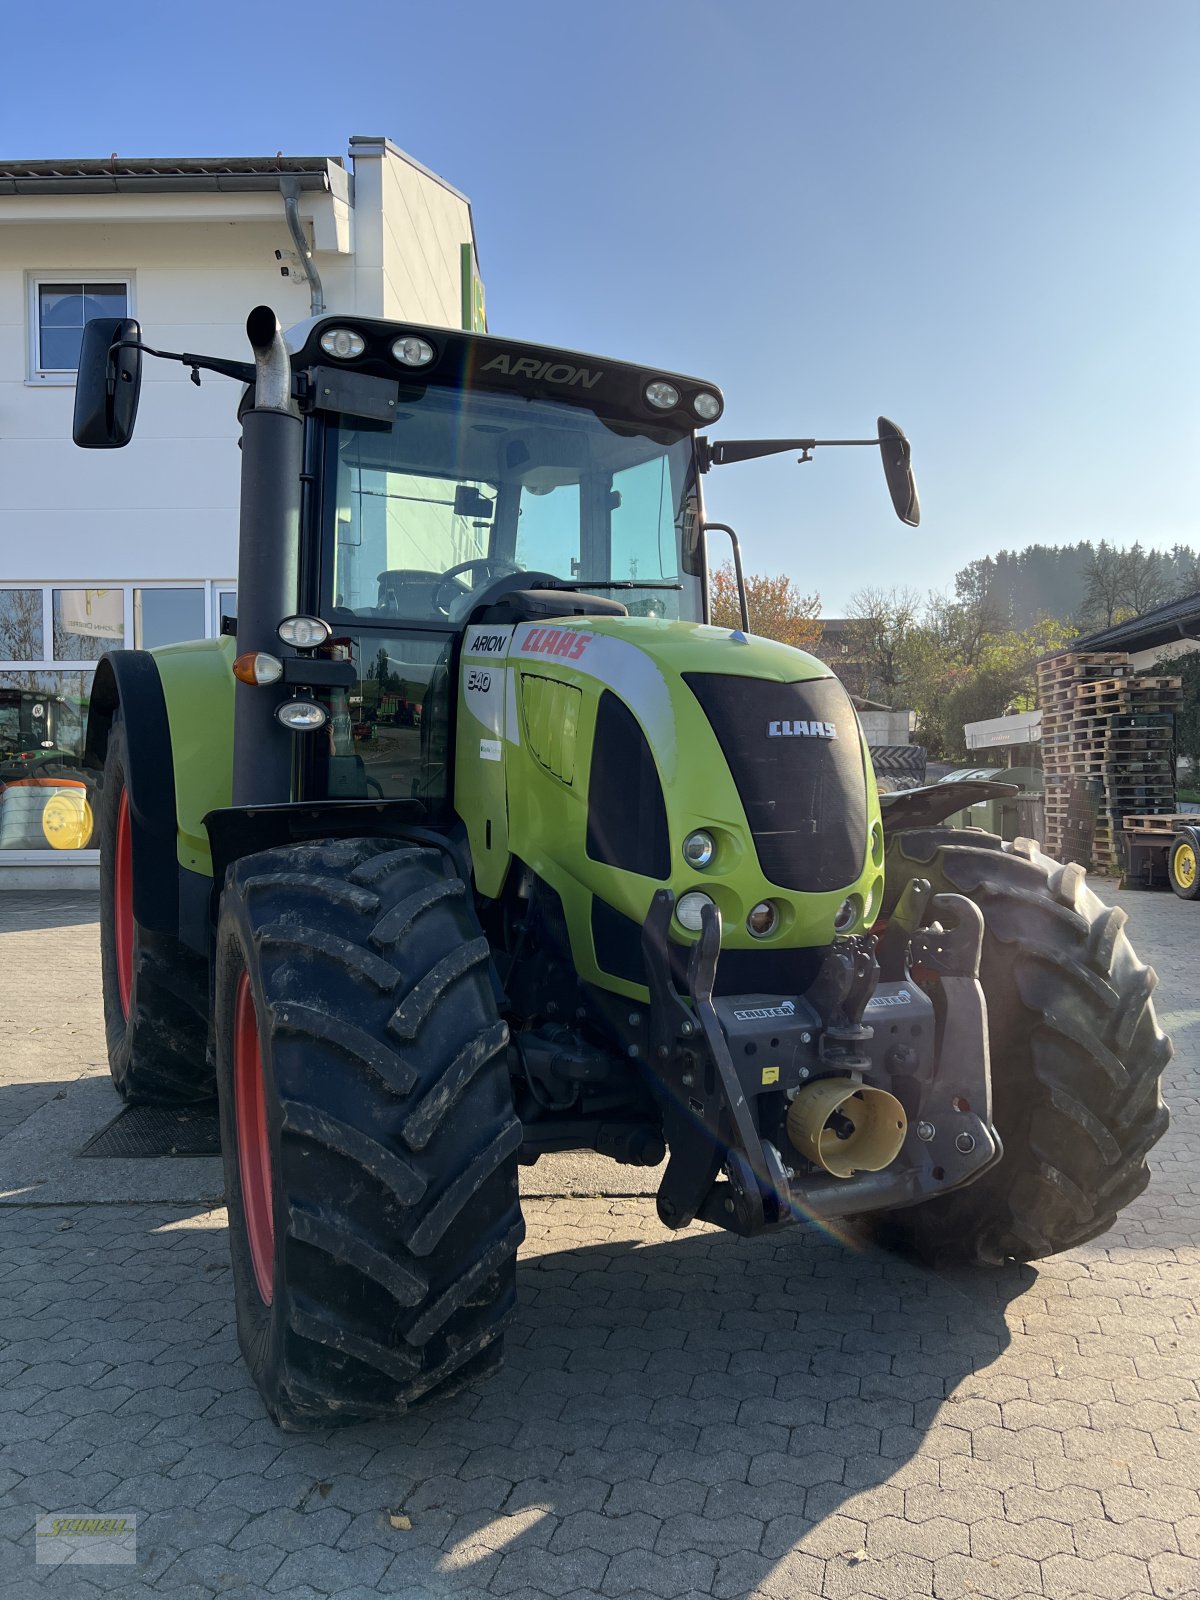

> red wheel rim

[
  {"left": 114, "top": 790, "right": 134, "bottom": 1018},
  {"left": 233, "top": 971, "right": 274, "bottom": 1305}
]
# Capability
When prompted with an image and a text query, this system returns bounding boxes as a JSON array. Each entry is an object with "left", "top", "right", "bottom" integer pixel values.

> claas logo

[
  {"left": 767, "top": 719, "right": 838, "bottom": 739},
  {"left": 520, "top": 629, "right": 592, "bottom": 661}
]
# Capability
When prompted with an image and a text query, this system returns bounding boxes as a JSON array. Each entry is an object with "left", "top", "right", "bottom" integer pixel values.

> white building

[{"left": 0, "top": 137, "right": 484, "bottom": 880}]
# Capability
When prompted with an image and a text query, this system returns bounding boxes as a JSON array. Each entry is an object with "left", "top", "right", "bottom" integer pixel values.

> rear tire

[
  {"left": 98, "top": 718, "right": 211, "bottom": 1103},
  {"left": 1167, "top": 833, "right": 1200, "bottom": 899},
  {"left": 214, "top": 837, "right": 523, "bottom": 1428},
  {"left": 878, "top": 828, "right": 1171, "bottom": 1264}
]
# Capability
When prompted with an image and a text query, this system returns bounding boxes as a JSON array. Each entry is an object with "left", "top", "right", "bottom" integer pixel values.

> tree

[
  {"left": 1122, "top": 543, "right": 1171, "bottom": 617},
  {"left": 845, "top": 586, "right": 922, "bottom": 700},
  {"left": 1082, "top": 542, "right": 1128, "bottom": 629},
  {"left": 1082, "top": 541, "right": 1179, "bottom": 628},
  {"left": 710, "top": 562, "right": 821, "bottom": 651},
  {"left": 1155, "top": 648, "right": 1200, "bottom": 785}
]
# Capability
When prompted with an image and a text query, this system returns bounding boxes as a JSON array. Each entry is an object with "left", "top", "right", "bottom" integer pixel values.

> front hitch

[
  {"left": 641, "top": 887, "right": 1000, "bottom": 1236},
  {"left": 642, "top": 890, "right": 790, "bottom": 1232}
]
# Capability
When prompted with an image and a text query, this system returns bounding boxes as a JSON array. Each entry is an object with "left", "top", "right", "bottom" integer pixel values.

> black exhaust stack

[{"left": 232, "top": 307, "right": 302, "bottom": 807}]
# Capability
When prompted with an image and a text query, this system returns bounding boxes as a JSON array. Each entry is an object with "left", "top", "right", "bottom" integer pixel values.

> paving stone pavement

[{"left": 0, "top": 885, "right": 1197, "bottom": 1600}]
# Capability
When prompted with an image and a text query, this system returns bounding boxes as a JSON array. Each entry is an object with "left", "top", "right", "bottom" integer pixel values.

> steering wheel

[{"left": 433, "top": 558, "right": 521, "bottom": 620}]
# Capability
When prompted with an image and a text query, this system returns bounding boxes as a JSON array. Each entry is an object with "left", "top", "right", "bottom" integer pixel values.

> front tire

[
  {"left": 215, "top": 837, "right": 523, "bottom": 1428},
  {"left": 879, "top": 829, "right": 1171, "bottom": 1264},
  {"left": 98, "top": 718, "right": 211, "bottom": 1102}
]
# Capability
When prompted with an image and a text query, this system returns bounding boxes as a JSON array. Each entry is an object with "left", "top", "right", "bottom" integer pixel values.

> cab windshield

[{"left": 324, "top": 385, "right": 701, "bottom": 625}]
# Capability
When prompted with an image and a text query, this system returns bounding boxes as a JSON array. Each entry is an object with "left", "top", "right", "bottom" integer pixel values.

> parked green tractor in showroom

[{"left": 73, "top": 307, "right": 1170, "bottom": 1427}]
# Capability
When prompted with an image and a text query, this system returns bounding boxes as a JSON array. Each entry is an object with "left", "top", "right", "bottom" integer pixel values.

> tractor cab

[{"left": 284, "top": 317, "right": 715, "bottom": 818}]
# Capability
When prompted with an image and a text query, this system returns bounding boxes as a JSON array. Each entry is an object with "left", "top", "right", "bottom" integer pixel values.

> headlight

[
  {"left": 319, "top": 328, "right": 365, "bottom": 359},
  {"left": 676, "top": 891, "right": 716, "bottom": 932},
  {"left": 278, "top": 615, "right": 332, "bottom": 649},
  {"left": 276, "top": 700, "right": 328, "bottom": 732},
  {"left": 834, "top": 896, "right": 860, "bottom": 933},
  {"left": 747, "top": 901, "right": 779, "bottom": 939},
  {"left": 682, "top": 830, "right": 715, "bottom": 869}
]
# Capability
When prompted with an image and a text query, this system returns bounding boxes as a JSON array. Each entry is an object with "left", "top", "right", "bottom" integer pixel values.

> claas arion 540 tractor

[{"left": 73, "top": 307, "right": 1170, "bottom": 1426}]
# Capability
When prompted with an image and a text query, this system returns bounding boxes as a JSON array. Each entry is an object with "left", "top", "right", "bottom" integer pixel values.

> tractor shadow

[
  {"left": 261, "top": 1212, "right": 1025, "bottom": 1596},
  {"left": 1, "top": 1189, "right": 1029, "bottom": 1596},
  {"left": 0, "top": 887, "right": 100, "bottom": 934}
]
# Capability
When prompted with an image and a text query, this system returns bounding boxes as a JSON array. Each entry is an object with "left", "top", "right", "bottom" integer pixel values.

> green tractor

[{"left": 73, "top": 307, "right": 1170, "bottom": 1427}]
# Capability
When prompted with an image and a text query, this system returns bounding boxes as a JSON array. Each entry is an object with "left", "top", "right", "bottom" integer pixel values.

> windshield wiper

[{"left": 556, "top": 580, "right": 683, "bottom": 590}]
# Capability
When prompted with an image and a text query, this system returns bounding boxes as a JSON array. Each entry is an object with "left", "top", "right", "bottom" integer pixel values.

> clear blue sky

[{"left": 4, "top": 0, "right": 1196, "bottom": 611}]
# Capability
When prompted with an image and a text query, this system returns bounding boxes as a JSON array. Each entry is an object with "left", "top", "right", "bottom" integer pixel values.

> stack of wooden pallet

[{"left": 1036, "top": 649, "right": 1182, "bottom": 871}]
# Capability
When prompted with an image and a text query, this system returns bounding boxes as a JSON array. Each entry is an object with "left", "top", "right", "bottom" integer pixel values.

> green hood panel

[{"left": 455, "top": 614, "right": 883, "bottom": 1002}]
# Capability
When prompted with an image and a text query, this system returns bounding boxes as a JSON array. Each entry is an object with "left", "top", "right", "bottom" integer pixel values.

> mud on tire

[
  {"left": 879, "top": 828, "right": 1171, "bottom": 1264},
  {"left": 214, "top": 837, "right": 524, "bottom": 1428},
  {"left": 98, "top": 717, "right": 211, "bottom": 1103}
]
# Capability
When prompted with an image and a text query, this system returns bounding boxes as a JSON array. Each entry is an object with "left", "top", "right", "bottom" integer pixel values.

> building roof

[
  {"left": 1070, "top": 589, "right": 1200, "bottom": 656},
  {"left": 0, "top": 155, "right": 342, "bottom": 195}
]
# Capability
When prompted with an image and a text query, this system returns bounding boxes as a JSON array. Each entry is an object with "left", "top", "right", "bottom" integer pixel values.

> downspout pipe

[
  {"left": 280, "top": 175, "right": 325, "bottom": 317},
  {"left": 232, "top": 306, "right": 302, "bottom": 806}
]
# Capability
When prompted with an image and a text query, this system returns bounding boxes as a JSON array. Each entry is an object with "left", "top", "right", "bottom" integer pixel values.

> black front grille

[{"left": 684, "top": 672, "right": 867, "bottom": 893}]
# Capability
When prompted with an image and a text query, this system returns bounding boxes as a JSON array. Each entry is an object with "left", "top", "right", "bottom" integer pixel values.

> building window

[
  {"left": 133, "top": 587, "right": 206, "bottom": 650},
  {"left": 29, "top": 279, "right": 130, "bottom": 380},
  {"left": 52, "top": 589, "right": 125, "bottom": 660},
  {"left": 0, "top": 590, "right": 44, "bottom": 660},
  {"left": 0, "top": 670, "right": 96, "bottom": 851},
  {"left": 1, "top": 580, "right": 232, "bottom": 858}
]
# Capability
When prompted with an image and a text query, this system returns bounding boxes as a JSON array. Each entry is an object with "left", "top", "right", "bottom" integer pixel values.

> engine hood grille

[{"left": 683, "top": 672, "right": 867, "bottom": 893}]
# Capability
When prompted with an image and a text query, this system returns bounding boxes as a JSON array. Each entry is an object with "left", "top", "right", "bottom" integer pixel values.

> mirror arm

[
  {"left": 705, "top": 437, "right": 881, "bottom": 467},
  {"left": 113, "top": 339, "right": 257, "bottom": 387},
  {"left": 704, "top": 522, "right": 750, "bottom": 633}
]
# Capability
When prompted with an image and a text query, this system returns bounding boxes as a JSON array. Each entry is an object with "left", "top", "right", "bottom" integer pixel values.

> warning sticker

[{"left": 761, "top": 1066, "right": 780, "bottom": 1086}]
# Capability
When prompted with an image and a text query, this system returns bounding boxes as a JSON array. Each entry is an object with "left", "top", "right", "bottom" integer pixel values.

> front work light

[
  {"left": 276, "top": 699, "right": 328, "bottom": 732},
  {"left": 645, "top": 381, "right": 680, "bottom": 410},
  {"left": 693, "top": 392, "right": 722, "bottom": 421},
  {"left": 392, "top": 336, "right": 435, "bottom": 367},
  {"left": 676, "top": 891, "right": 716, "bottom": 932},
  {"left": 319, "top": 329, "right": 365, "bottom": 359},
  {"left": 747, "top": 901, "right": 779, "bottom": 939},
  {"left": 278, "top": 615, "right": 332, "bottom": 649}
]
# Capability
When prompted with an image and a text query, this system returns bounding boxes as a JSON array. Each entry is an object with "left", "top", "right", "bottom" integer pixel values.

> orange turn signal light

[{"left": 232, "top": 651, "right": 283, "bottom": 686}]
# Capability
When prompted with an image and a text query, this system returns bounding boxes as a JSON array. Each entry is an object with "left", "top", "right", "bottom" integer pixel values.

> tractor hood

[{"left": 455, "top": 614, "right": 884, "bottom": 1002}]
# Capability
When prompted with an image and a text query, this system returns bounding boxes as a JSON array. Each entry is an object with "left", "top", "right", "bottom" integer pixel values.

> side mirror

[
  {"left": 453, "top": 485, "right": 494, "bottom": 520},
  {"left": 878, "top": 416, "right": 920, "bottom": 527},
  {"left": 72, "top": 318, "right": 143, "bottom": 448}
]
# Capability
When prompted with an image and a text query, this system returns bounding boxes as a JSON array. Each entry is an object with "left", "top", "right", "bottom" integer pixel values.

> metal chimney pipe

[{"left": 232, "top": 307, "right": 302, "bottom": 806}]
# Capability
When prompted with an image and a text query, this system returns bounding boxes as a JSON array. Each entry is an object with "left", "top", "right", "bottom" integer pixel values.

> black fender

[{"left": 85, "top": 651, "right": 180, "bottom": 938}]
